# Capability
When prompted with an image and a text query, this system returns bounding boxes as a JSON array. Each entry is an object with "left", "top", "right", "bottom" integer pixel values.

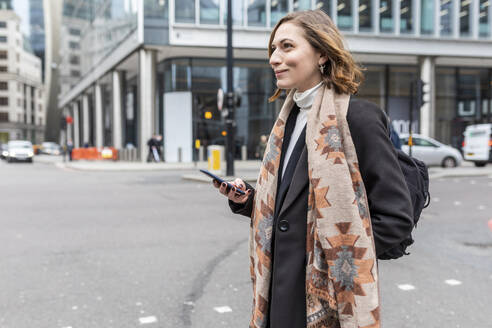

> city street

[{"left": 0, "top": 160, "right": 491, "bottom": 328}]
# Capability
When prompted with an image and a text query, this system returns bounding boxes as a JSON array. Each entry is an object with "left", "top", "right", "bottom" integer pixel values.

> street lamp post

[{"left": 225, "top": 0, "right": 235, "bottom": 177}]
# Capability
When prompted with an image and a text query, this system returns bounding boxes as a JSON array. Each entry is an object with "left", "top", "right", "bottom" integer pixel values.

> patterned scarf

[{"left": 249, "top": 85, "right": 381, "bottom": 328}]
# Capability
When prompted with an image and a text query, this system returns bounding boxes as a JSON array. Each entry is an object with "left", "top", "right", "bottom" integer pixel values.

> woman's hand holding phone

[{"left": 213, "top": 178, "right": 251, "bottom": 204}]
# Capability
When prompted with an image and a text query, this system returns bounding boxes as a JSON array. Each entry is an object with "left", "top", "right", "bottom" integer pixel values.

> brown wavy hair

[{"left": 268, "top": 10, "right": 364, "bottom": 102}]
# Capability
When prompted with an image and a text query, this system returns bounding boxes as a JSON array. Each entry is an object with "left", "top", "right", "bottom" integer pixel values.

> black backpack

[{"left": 377, "top": 148, "right": 431, "bottom": 260}]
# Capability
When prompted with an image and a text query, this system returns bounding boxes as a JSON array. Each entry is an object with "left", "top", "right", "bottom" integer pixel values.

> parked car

[
  {"left": 400, "top": 134, "right": 463, "bottom": 168},
  {"left": 462, "top": 123, "right": 492, "bottom": 167},
  {"left": 6, "top": 140, "right": 34, "bottom": 163},
  {"left": 0, "top": 143, "right": 8, "bottom": 159},
  {"left": 40, "top": 142, "right": 62, "bottom": 155}
]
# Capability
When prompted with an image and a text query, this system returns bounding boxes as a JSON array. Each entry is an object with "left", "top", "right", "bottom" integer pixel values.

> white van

[{"left": 462, "top": 124, "right": 492, "bottom": 167}]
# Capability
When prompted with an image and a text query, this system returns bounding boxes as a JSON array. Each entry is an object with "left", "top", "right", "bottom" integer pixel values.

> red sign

[{"left": 66, "top": 115, "right": 73, "bottom": 124}]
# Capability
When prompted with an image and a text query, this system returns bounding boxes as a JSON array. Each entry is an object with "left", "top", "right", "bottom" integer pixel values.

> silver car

[
  {"left": 400, "top": 134, "right": 463, "bottom": 168},
  {"left": 6, "top": 140, "right": 34, "bottom": 163}
]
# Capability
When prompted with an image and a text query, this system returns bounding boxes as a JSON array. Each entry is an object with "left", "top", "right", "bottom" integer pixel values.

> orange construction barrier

[{"left": 71, "top": 147, "right": 118, "bottom": 161}]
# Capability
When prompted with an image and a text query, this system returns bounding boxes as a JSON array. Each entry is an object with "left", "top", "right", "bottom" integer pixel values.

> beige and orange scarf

[{"left": 250, "top": 85, "right": 380, "bottom": 328}]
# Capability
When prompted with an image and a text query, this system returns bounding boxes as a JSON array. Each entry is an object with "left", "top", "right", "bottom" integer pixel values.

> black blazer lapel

[
  {"left": 274, "top": 106, "right": 299, "bottom": 215},
  {"left": 278, "top": 145, "right": 308, "bottom": 219}
]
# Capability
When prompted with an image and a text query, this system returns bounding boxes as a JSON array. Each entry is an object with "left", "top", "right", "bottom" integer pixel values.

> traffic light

[
  {"left": 415, "top": 79, "right": 428, "bottom": 109},
  {"left": 60, "top": 116, "right": 67, "bottom": 129}
]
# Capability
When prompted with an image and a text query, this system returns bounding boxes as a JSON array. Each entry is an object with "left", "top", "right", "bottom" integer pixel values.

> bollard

[
  {"left": 198, "top": 146, "right": 204, "bottom": 162},
  {"left": 241, "top": 145, "right": 247, "bottom": 161},
  {"left": 178, "top": 147, "right": 182, "bottom": 162}
]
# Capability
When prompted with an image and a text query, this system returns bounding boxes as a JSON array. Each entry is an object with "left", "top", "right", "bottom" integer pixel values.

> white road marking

[
  {"left": 478, "top": 205, "right": 485, "bottom": 210},
  {"left": 445, "top": 279, "right": 462, "bottom": 286},
  {"left": 136, "top": 302, "right": 143, "bottom": 306},
  {"left": 139, "top": 316, "right": 157, "bottom": 324},
  {"left": 71, "top": 306, "right": 78, "bottom": 310},
  {"left": 397, "top": 284, "right": 415, "bottom": 291},
  {"left": 470, "top": 180, "right": 476, "bottom": 184},
  {"left": 433, "top": 197, "right": 440, "bottom": 202},
  {"left": 214, "top": 306, "right": 233, "bottom": 313},
  {"left": 453, "top": 201, "right": 461, "bottom": 206},
  {"left": 183, "top": 301, "right": 194, "bottom": 306}
]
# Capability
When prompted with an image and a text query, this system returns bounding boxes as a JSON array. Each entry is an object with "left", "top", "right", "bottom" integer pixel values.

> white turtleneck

[{"left": 281, "top": 81, "right": 323, "bottom": 178}]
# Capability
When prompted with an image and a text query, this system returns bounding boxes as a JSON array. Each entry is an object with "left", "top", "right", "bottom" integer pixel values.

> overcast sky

[{"left": 12, "top": 0, "right": 31, "bottom": 36}]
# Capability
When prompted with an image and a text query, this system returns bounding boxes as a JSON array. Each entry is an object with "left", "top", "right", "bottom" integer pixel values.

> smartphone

[{"left": 199, "top": 169, "right": 246, "bottom": 195}]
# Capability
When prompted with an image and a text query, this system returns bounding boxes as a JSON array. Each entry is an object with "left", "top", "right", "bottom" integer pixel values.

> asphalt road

[{"left": 0, "top": 159, "right": 491, "bottom": 328}]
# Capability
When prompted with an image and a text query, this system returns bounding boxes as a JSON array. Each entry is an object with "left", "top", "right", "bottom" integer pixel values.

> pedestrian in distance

[
  {"left": 255, "top": 134, "right": 268, "bottom": 159},
  {"left": 66, "top": 139, "right": 74, "bottom": 161},
  {"left": 213, "top": 10, "right": 413, "bottom": 328},
  {"left": 146, "top": 135, "right": 161, "bottom": 162}
]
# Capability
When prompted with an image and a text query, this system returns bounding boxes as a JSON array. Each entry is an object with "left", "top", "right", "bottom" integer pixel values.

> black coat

[{"left": 230, "top": 99, "right": 414, "bottom": 328}]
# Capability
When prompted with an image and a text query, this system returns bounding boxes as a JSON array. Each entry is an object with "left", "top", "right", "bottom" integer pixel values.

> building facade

[
  {"left": 0, "top": 9, "right": 45, "bottom": 144},
  {"left": 58, "top": 0, "right": 492, "bottom": 162}
]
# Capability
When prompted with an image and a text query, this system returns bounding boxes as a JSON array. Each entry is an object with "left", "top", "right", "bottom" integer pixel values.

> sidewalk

[{"left": 49, "top": 155, "right": 492, "bottom": 182}]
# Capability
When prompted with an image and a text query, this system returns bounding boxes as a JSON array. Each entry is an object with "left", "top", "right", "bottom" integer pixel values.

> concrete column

[
  {"left": 112, "top": 70, "right": 123, "bottom": 149},
  {"left": 419, "top": 56, "right": 435, "bottom": 138},
  {"left": 95, "top": 83, "right": 104, "bottom": 148},
  {"left": 72, "top": 101, "right": 80, "bottom": 148},
  {"left": 138, "top": 49, "right": 156, "bottom": 162},
  {"left": 471, "top": 0, "right": 479, "bottom": 39},
  {"left": 452, "top": 0, "right": 459, "bottom": 38},
  {"left": 82, "top": 94, "right": 90, "bottom": 146}
]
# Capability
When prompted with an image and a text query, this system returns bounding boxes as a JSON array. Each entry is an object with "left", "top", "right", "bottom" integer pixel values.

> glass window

[
  {"left": 414, "top": 138, "right": 438, "bottom": 147},
  {"left": 294, "top": 0, "right": 311, "bottom": 11},
  {"left": 380, "top": 0, "right": 393, "bottom": 32},
  {"left": 0, "top": 21, "right": 6, "bottom": 28},
  {"left": 0, "top": 81, "right": 7, "bottom": 90},
  {"left": 0, "top": 66, "right": 7, "bottom": 72},
  {"left": 460, "top": 0, "right": 471, "bottom": 36},
  {"left": 359, "top": 0, "right": 372, "bottom": 31},
  {"left": 271, "top": 0, "right": 288, "bottom": 26},
  {"left": 440, "top": 0, "right": 453, "bottom": 36},
  {"left": 0, "top": 50, "right": 6, "bottom": 59},
  {"left": 248, "top": 0, "right": 266, "bottom": 26},
  {"left": 69, "top": 28, "right": 81, "bottom": 36},
  {"left": 337, "top": 0, "right": 353, "bottom": 31},
  {"left": 0, "top": 97, "right": 8, "bottom": 105},
  {"left": 163, "top": 59, "right": 190, "bottom": 92},
  {"left": 315, "top": 1, "right": 331, "bottom": 16},
  {"left": 0, "top": 36, "right": 7, "bottom": 42},
  {"left": 200, "top": 0, "right": 219, "bottom": 24},
  {"left": 69, "top": 41, "right": 79, "bottom": 49},
  {"left": 145, "top": 0, "right": 168, "bottom": 19},
  {"left": 421, "top": 0, "right": 435, "bottom": 34},
  {"left": 389, "top": 66, "right": 418, "bottom": 97},
  {"left": 388, "top": 66, "right": 419, "bottom": 133},
  {"left": 479, "top": 0, "right": 490, "bottom": 37},
  {"left": 175, "top": 0, "right": 195, "bottom": 23},
  {"left": 69, "top": 55, "right": 80, "bottom": 65},
  {"left": 223, "top": 0, "right": 244, "bottom": 25},
  {"left": 400, "top": 0, "right": 413, "bottom": 33},
  {"left": 457, "top": 68, "right": 481, "bottom": 117},
  {"left": 357, "top": 65, "right": 386, "bottom": 108}
]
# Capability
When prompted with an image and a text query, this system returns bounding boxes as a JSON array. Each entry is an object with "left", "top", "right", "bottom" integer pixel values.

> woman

[{"left": 214, "top": 10, "right": 413, "bottom": 328}]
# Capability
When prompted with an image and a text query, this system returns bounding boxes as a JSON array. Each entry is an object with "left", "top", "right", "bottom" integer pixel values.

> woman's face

[{"left": 269, "top": 22, "right": 325, "bottom": 92}]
